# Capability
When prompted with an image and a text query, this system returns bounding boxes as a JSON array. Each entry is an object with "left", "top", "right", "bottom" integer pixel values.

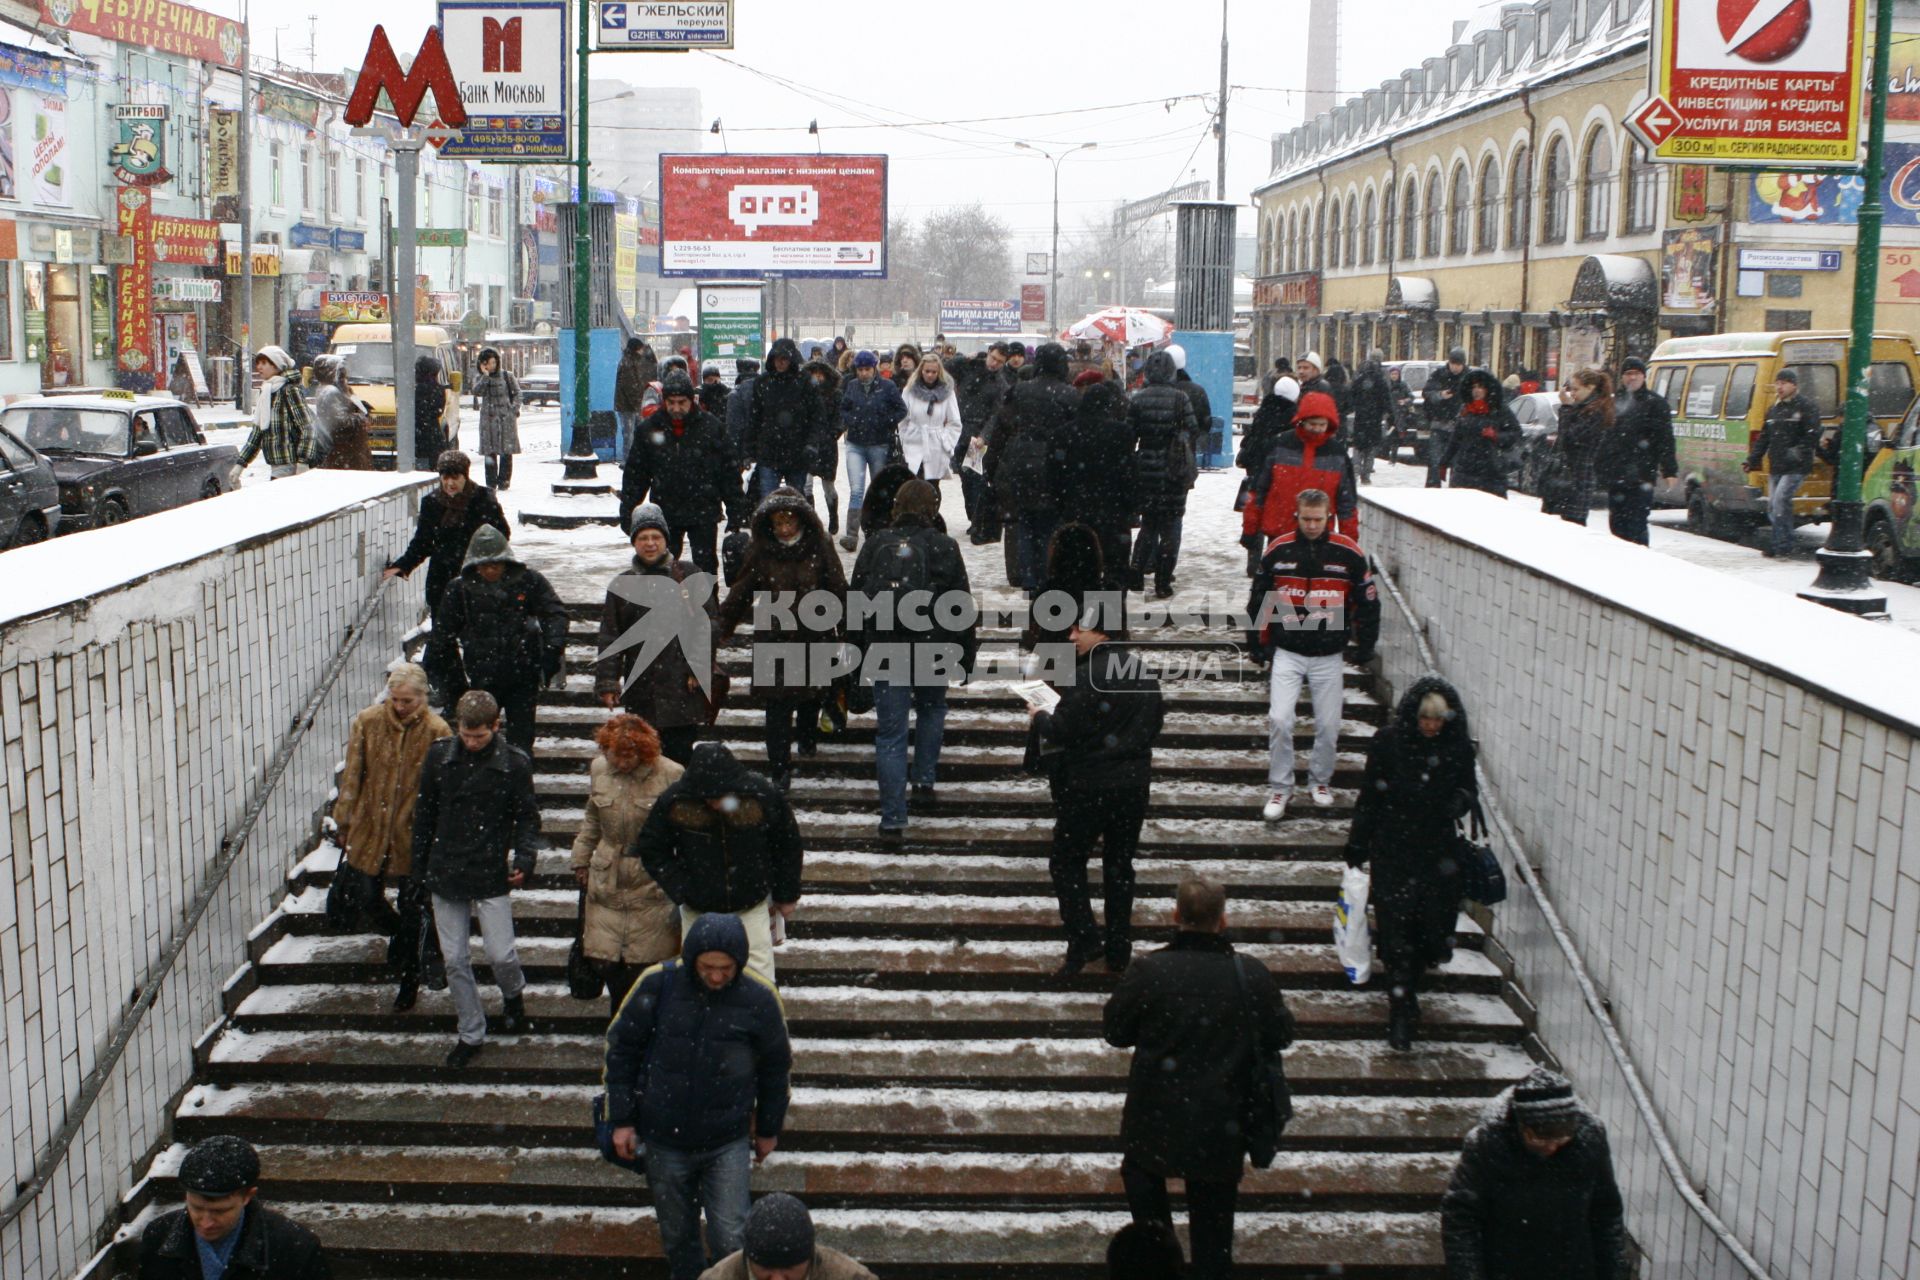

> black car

[
  {"left": 4, "top": 393, "right": 240, "bottom": 532},
  {"left": 0, "top": 422, "right": 61, "bottom": 548}
]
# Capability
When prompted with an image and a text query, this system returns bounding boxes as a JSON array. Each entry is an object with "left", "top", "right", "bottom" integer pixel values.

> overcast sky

[{"left": 222, "top": 0, "right": 1504, "bottom": 255}]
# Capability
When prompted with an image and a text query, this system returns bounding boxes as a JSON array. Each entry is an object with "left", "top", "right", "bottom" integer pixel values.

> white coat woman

[{"left": 898, "top": 355, "right": 964, "bottom": 481}]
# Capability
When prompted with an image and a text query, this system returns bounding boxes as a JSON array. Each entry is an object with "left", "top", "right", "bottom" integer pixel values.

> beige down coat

[
  {"left": 333, "top": 701, "right": 452, "bottom": 878},
  {"left": 571, "top": 753, "right": 686, "bottom": 964},
  {"left": 698, "top": 1248, "right": 877, "bottom": 1280}
]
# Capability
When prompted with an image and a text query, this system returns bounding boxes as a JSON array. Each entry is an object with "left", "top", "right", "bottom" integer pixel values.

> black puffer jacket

[
  {"left": 1596, "top": 386, "right": 1679, "bottom": 488},
  {"left": 1349, "top": 360, "right": 1392, "bottom": 450},
  {"left": 1441, "top": 370, "right": 1523, "bottom": 496},
  {"left": 1030, "top": 641, "right": 1165, "bottom": 792},
  {"left": 619, "top": 403, "right": 746, "bottom": 530},
  {"left": 747, "top": 338, "right": 826, "bottom": 471},
  {"left": 1238, "top": 390, "right": 1298, "bottom": 475},
  {"left": 803, "top": 359, "right": 845, "bottom": 468},
  {"left": 848, "top": 508, "right": 975, "bottom": 659},
  {"left": 1441, "top": 1087, "right": 1630, "bottom": 1280},
  {"left": 139, "top": 1204, "right": 331, "bottom": 1280},
  {"left": 630, "top": 742, "right": 805, "bottom": 912},
  {"left": 986, "top": 343, "right": 1079, "bottom": 517},
  {"left": 433, "top": 527, "right": 570, "bottom": 694},
  {"left": 1057, "top": 380, "right": 1138, "bottom": 528},
  {"left": 1129, "top": 351, "right": 1199, "bottom": 515},
  {"left": 388, "top": 481, "right": 510, "bottom": 609},
  {"left": 411, "top": 732, "right": 542, "bottom": 899},
  {"left": 593, "top": 553, "right": 719, "bottom": 730},
  {"left": 1104, "top": 931, "right": 1294, "bottom": 1183}
]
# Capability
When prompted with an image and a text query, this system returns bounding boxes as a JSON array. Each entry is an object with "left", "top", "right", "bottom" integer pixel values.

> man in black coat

[
  {"left": 383, "top": 451, "right": 510, "bottom": 704},
  {"left": 412, "top": 690, "right": 543, "bottom": 1067},
  {"left": 138, "top": 1136, "right": 330, "bottom": 1280},
  {"left": 595, "top": 503, "right": 720, "bottom": 765},
  {"left": 1168, "top": 343, "right": 1214, "bottom": 443},
  {"left": 432, "top": 524, "right": 570, "bottom": 756},
  {"left": 619, "top": 369, "right": 748, "bottom": 572},
  {"left": 1056, "top": 379, "right": 1138, "bottom": 579},
  {"left": 631, "top": 741, "right": 805, "bottom": 982},
  {"left": 1104, "top": 876, "right": 1294, "bottom": 1280},
  {"left": 986, "top": 342, "right": 1080, "bottom": 593},
  {"left": 1745, "top": 367, "right": 1824, "bottom": 558},
  {"left": 1423, "top": 348, "right": 1468, "bottom": 487},
  {"left": 1127, "top": 350, "right": 1198, "bottom": 599},
  {"left": 952, "top": 345, "right": 1011, "bottom": 543},
  {"left": 1441, "top": 1068, "right": 1631, "bottom": 1280},
  {"left": 746, "top": 337, "right": 825, "bottom": 499},
  {"left": 1029, "top": 618, "right": 1164, "bottom": 975},
  {"left": 1595, "top": 357, "right": 1679, "bottom": 546},
  {"left": 1347, "top": 351, "right": 1394, "bottom": 484}
]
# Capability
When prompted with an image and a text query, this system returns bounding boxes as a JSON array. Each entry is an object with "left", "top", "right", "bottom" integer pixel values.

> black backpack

[{"left": 864, "top": 527, "right": 935, "bottom": 597}]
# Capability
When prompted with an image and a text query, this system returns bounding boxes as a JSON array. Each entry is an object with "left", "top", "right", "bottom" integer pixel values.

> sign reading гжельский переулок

[
  {"left": 435, "top": 0, "right": 568, "bottom": 159},
  {"left": 596, "top": 0, "right": 732, "bottom": 49}
]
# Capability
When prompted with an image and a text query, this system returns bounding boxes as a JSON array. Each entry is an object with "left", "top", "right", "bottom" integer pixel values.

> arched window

[
  {"left": 1477, "top": 156, "right": 1502, "bottom": 251},
  {"left": 1540, "top": 136, "right": 1570, "bottom": 244},
  {"left": 1380, "top": 185, "right": 1396, "bottom": 263},
  {"left": 1507, "top": 145, "right": 1532, "bottom": 248},
  {"left": 1622, "top": 138, "right": 1657, "bottom": 233},
  {"left": 1448, "top": 163, "right": 1472, "bottom": 255},
  {"left": 1423, "top": 170, "right": 1443, "bottom": 256},
  {"left": 1308, "top": 205, "right": 1320, "bottom": 269},
  {"left": 1401, "top": 176, "right": 1419, "bottom": 258},
  {"left": 1327, "top": 200, "right": 1342, "bottom": 271},
  {"left": 1361, "top": 190, "right": 1377, "bottom": 267},
  {"left": 1344, "top": 194, "right": 1359, "bottom": 267},
  {"left": 1580, "top": 125, "right": 1613, "bottom": 240},
  {"left": 1287, "top": 209, "right": 1299, "bottom": 272}
]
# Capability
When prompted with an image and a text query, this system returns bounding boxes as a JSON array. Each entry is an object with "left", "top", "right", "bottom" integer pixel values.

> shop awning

[
  {"left": 1566, "top": 255, "right": 1656, "bottom": 314},
  {"left": 1385, "top": 276, "right": 1437, "bottom": 312}
]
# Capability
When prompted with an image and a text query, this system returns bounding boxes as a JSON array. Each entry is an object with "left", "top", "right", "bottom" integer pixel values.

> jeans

[
  {"left": 431, "top": 893, "right": 526, "bottom": 1045},
  {"left": 1050, "top": 783, "right": 1148, "bottom": 967},
  {"left": 1425, "top": 427, "right": 1453, "bottom": 487},
  {"left": 1607, "top": 483, "right": 1653, "bottom": 545},
  {"left": 874, "top": 681, "right": 948, "bottom": 829},
  {"left": 1768, "top": 471, "right": 1806, "bottom": 556},
  {"left": 1267, "top": 649, "right": 1346, "bottom": 793},
  {"left": 484, "top": 453, "right": 514, "bottom": 490},
  {"left": 1121, "top": 1156, "right": 1240, "bottom": 1280},
  {"left": 268, "top": 462, "right": 309, "bottom": 479},
  {"left": 844, "top": 442, "right": 893, "bottom": 517},
  {"left": 1016, "top": 511, "right": 1060, "bottom": 595},
  {"left": 679, "top": 899, "right": 776, "bottom": 982},
  {"left": 642, "top": 1137, "right": 753, "bottom": 1280},
  {"left": 1131, "top": 513, "right": 1184, "bottom": 593},
  {"left": 666, "top": 520, "right": 719, "bottom": 576},
  {"left": 754, "top": 463, "right": 811, "bottom": 503}
]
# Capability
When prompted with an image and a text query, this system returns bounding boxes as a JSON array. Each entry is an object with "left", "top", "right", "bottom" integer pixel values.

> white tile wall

[
  {"left": 1364, "top": 494, "right": 1920, "bottom": 1279},
  {"left": 0, "top": 484, "right": 426, "bottom": 1279}
]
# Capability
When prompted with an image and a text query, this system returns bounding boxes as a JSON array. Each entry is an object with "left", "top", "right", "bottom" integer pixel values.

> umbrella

[{"left": 1060, "top": 307, "right": 1172, "bottom": 348}]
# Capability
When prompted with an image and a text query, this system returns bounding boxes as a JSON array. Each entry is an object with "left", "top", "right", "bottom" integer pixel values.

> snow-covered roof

[
  {"left": 1257, "top": 0, "right": 1651, "bottom": 195},
  {"left": 1566, "top": 254, "right": 1656, "bottom": 313},
  {"left": 1386, "top": 277, "right": 1439, "bottom": 312}
]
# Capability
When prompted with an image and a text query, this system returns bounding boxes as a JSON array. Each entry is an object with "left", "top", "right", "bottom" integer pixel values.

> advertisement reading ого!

[{"left": 658, "top": 154, "right": 888, "bottom": 279}]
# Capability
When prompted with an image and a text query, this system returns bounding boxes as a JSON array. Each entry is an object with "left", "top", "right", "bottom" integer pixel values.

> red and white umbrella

[{"left": 1060, "top": 306, "right": 1171, "bottom": 348}]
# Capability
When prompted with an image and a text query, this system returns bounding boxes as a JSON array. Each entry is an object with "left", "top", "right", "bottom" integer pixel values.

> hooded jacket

[
  {"left": 847, "top": 491, "right": 975, "bottom": 659},
  {"left": 619, "top": 394, "right": 746, "bottom": 531},
  {"left": 986, "top": 342, "right": 1079, "bottom": 517},
  {"left": 890, "top": 342, "right": 922, "bottom": 390},
  {"left": 616, "top": 345, "right": 660, "bottom": 414},
  {"left": 1243, "top": 392, "right": 1360, "bottom": 543},
  {"left": 1030, "top": 641, "right": 1165, "bottom": 792},
  {"left": 410, "top": 728, "right": 542, "bottom": 900},
  {"left": 718, "top": 487, "right": 847, "bottom": 650},
  {"left": 1103, "top": 930, "right": 1295, "bottom": 1183},
  {"left": 1056, "top": 380, "right": 1138, "bottom": 529},
  {"left": 601, "top": 911, "right": 794, "bottom": 1151},
  {"left": 1440, "top": 370, "right": 1523, "bottom": 496},
  {"left": 432, "top": 525, "right": 571, "bottom": 694},
  {"left": 389, "top": 480, "right": 511, "bottom": 610},
  {"left": 629, "top": 743, "right": 805, "bottom": 913},
  {"left": 839, "top": 367, "right": 908, "bottom": 449},
  {"left": 1129, "top": 351, "right": 1199, "bottom": 515},
  {"left": 593, "top": 551, "right": 719, "bottom": 730},
  {"left": 747, "top": 339, "right": 827, "bottom": 471},
  {"left": 802, "top": 359, "right": 845, "bottom": 452},
  {"left": 1441, "top": 1083, "right": 1630, "bottom": 1280}
]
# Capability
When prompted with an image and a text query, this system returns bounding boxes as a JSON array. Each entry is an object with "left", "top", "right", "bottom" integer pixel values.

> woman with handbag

[
  {"left": 1345, "top": 676, "right": 1480, "bottom": 1051},
  {"left": 571, "top": 713, "right": 686, "bottom": 1017},
  {"left": 328, "top": 663, "right": 452, "bottom": 1010}
]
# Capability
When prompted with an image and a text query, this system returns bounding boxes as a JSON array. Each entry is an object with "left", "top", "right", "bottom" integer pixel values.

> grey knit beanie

[{"left": 743, "top": 1193, "right": 815, "bottom": 1268}]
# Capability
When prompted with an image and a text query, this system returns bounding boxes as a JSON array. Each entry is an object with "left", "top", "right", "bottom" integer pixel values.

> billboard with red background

[{"left": 658, "top": 154, "right": 887, "bottom": 279}]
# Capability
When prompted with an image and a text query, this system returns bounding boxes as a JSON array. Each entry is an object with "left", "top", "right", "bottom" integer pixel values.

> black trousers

[
  {"left": 960, "top": 468, "right": 1000, "bottom": 540},
  {"left": 666, "top": 520, "right": 719, "bottom": 575},
  {"left": 599, "top": 960, "right": 648, "bottom": 1020},
  {"left": 484, "top": 453, "right": 514, "bottom": 490},
  {"left": 1121, "top": 1157, "right": 1240, "bottom": 1280},
  {"left": 657, "top": 725, "right": 700, "bottom": 766},
  {"left": 1607, "top": 483, "right": 1653, "bottom": 546},
  {"left": 1425, "top": 428, "right": 1453, "bottom": 488},
  {"left": 1091, "top": 520, "right": 1132, "bottom": 590},
  {"left": 1049, "top": 783, "right": 1149, "bottom": 966},
  {"left": 764, "top": 693, "right": 821, "bottom": 775},
  {"left": 1131, "top": 513, "right": 1184, "bottom": 593},
  {"left": 493, "top": 679, "right": 542, "bottom": 758}
]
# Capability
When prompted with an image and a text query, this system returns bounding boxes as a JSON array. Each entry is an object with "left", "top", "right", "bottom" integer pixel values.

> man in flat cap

[{"left": 137, "top": 1135, "right": 329, "bottom": 1279}]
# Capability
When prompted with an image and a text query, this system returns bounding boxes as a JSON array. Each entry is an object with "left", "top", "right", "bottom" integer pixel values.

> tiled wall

[
  {"left": 1362, "top": 490, "right": 1920, "bottom": 1280},
  {"left": 0, "top": 483, "right": 425, "bottom": 1279}
]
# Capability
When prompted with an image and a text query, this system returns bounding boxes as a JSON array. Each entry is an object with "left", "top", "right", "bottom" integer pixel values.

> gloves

[
  {"left": 1343, "top": 845, "right": 1367, "bottom": 870},
  {"left": 543, "top": 645, "right": 565, "bottom": 682},
  {"left": 1350, "top": 648, "right": 1376, "bottom": 666},
  {"left": 1448, "top": 787, "right": 1475, "bottom": 821},
  {"left": 1481, "top": 426, "right": 1499, "bottom": 441},
  {"left": 1239, "top": 532, "right": 1264, "bottom": 554}
]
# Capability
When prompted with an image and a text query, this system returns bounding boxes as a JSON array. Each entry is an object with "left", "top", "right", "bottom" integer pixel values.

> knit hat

[
  {"left": 1621, "top": 356, "right": 1648, "bottom": 374},
  {"left": 1273, "top": 375, "right": 1301, "bottom": 402},
  {"left": 1293, "top": 390, "right": 1340, "bottom": 427},
  {"left": 854, "top": 349, "right": 879, "bottom": 368},
  {"left": 628, "top": 502, "right": 670, "bottom": 539},
  {"left": 1072, "top": 368, "right": 1105, "bottom": 388},
  {"left": 1509, "top": 1067, "right": 1582, "bottom": 1133},
  {"left": 660, "top": 369, "right": 696, "bottom": 401},
  {"left": 178, "top": 1136, "right": 261, "bottom": 1196},
  {"left": 892, "top": 477, "right": 940, "bottom": 523},
  {"left": 1448, "top": 346, "right": 1467, "bottom": 364},
  {"left": 743, "top": 1193, "right": 815, "bottom": 1268},
  {"left": 1300, "top": 350, "right": 1323, "bottom": 370},
  {"left": 1775, "top": 368, "right": 1798, "bottom": 384},
  {"left": 1166, "top": 343, "right": 1187, "bottom": 371},
  {"left": 255, "top": 344, "right": 295, "bottom": 374}
]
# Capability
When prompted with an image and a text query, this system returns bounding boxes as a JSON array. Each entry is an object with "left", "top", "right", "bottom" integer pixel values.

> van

[
  {"left": 324, "top": 324, "right": 462, "bottom": 464},
  {"left": 1647, "top": 331, "right": 1920, "bottom": 535}
]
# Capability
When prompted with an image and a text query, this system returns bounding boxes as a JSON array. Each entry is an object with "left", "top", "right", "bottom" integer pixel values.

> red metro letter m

[
  {"left": 344, "top": 25, "right": 468, "bottom": 129},
  {"left": 482, "top": 17, "right": 523, "bottom": 73}
]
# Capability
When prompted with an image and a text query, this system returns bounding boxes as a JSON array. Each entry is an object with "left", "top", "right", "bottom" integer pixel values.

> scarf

[
  {"left": 437, "top": 480, "right": 474, "bottom": 527},
  {"left": 909, "top": 377, "right": 951, "bottom": 405},
  {"left": 1461, "top": 397, "right": 1492, "bottom": 416}
]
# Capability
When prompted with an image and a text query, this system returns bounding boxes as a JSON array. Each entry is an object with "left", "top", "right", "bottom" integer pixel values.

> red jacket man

[{"left": 1242, "top": 391, "right": 1360, "bottom": 545}]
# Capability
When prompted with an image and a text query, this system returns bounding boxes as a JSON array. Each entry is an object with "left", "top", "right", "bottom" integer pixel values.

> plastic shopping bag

[{"left": 1333, "top": 866, "right": 1373, "bottom": 986}]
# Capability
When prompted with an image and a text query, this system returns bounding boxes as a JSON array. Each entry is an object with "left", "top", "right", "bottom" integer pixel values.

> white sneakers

[
  {"left": 1262, "top": 792, "right": 1289, "bottom": 821},
  {"left": 1311, "top": 784, "right": 1335, "bottom": 807}
]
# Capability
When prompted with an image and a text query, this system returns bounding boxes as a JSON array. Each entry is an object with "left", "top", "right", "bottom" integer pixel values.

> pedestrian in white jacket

[{"left": 899, "top": 355, "right": 964, "bottom": 481}]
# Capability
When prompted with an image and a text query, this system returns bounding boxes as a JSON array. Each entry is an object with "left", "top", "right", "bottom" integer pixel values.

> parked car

[
  {"left": 1507, "top": 390, "right": 1561, "bottom": 494},
  {"left": 1232, "top": 343, "right": 1259, "bottom": 428},
  {"left": 520, "top": 362, "right": 561, "bottom": 405},
  {"left": 2, "top": 392, "right": 239, "bottom": 532},
  {"left": 0, "top": 423, "right": 60, "bottom": 548}
]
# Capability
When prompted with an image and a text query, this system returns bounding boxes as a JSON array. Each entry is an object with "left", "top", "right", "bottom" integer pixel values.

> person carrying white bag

[{"left": 1334, "top": 865, "right": 1372, "bottom": 985}]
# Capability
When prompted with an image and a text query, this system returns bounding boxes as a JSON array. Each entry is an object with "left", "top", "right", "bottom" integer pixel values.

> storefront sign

[
  {"left": 151, "top": 215, "right": 220, "bottom": 266},
  {"left": 333, "top": 228, "right": 366, "bottom": 252},
  {"left": 256, "top": 82, "right": 321, "bottom": 127},
  {"left": 288, "top": 223, "right": 333, "bottom": 249},
  {"left": 39, "top": 0, "right": 243, "bottom": 68},
  {"left": 110, "top": 104, "right": 170, "bottom": 187},
  {"left": 320, "top": 291, "right": 389, "bottom": 323},
  {"left": 225, "top": 246, "right": 281, "bottom": 276},
  {"left": 1252, "top": 271, "right": 1321, "bottom": 310},
  {"left": 154, "top": 277, "right": 221, "bottom": 302},
  {"left": 28, "top": 93, "right": 67, "bottom": 206},
  {"left": 1019, "top": 284, "right": 1046, "bottom": 323},
  {"left": 1670, "top": 164, "right": 1712, "bottom": 222},
  {"left": 937, "top": 299, "right": 1020, "bottom": 334},
  {"left": 596, "top": 0, "right": 733, "bottom": 50},
  {"left": 116, "top": 186, "right": 152, "bottom": 375},
  {"left": 436, "top": 1, "right": 569, "bottom": 160},
  {"left": 698, "top": 284, "right": 762, "bottom": 386},
  {"left": 0, "top": 44, "right": 65, "bottom": 95},
  {"left": 1639, "top": 0, "right": 1868, "bottom": 165},
  {"left": 1661, "top": 225, "right": 1720, "bottom": 314},
  {"left": 417, "top": 226, "right": 468, "bottom": 247},
  {"left": 206, "top": 107, "right": 239, "bottom": 196}
]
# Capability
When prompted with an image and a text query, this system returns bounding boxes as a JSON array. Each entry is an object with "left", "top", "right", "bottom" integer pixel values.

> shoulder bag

[{"left": 566, "top": 884, "right": 605, "bottom": 1000}]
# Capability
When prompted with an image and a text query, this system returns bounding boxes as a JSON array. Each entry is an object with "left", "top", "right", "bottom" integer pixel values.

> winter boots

[
  {"left": 501, "top": 992, "right": 531, "bottom": 1036},
  {"left": 839, "top": 521, "right": 860, "bottom": 553},
  {"left": 1387, "top": 992, "right": 1419, "bottom": 1052}
]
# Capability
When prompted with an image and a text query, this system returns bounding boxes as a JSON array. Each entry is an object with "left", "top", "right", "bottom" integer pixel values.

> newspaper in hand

[{"left": 1009, "top": 679, "right": 1061, "bottom": 713}]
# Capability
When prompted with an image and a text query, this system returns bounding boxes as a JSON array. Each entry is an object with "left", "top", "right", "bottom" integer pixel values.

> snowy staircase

[{"left": 102, "top": 568, "right": 1534, "bottom": 1277}]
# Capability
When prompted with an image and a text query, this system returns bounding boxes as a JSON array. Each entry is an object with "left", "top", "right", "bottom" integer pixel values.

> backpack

[{"left": 865, "top": 528, "right": 935, "bottom": 597}]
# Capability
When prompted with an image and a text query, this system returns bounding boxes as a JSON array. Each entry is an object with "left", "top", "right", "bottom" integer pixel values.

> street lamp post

[{"left": 1016, "top": 141, "right": 1097, "bottom": 335}]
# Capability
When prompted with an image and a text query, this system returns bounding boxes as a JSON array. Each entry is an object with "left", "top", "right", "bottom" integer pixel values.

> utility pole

[
  {"left": 563, "top": 0, "right": 596, "bottom": 471},
  {"left": 393, "top": 140, "right": 420, "bottom": 472},
  {"left": 1016, "top": 141, "right": 1097, "bottom": 336},
  {"left": 1216, "top": 0, "right": 1229, "bottom": 200},
  {"left": 237, "top": 0, "right": 253, "bottom": 410},
  {"left": 1800, "top": 0, "right": 1893, "bottom": 616}
]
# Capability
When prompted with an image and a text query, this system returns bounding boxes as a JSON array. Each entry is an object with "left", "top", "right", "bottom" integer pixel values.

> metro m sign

[{"left": 345, "top": 26, "right": 467, "bottom": 129}]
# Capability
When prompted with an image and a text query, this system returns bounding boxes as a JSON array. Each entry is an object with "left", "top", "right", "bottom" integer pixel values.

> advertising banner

[
  {"left": 1019, "top": 284, "right": 1046, "bottom": 323},
  {"left": 0, "top": 44, "right": 65, "bottom": 95},
  {"left": 116, "top": 186, "right": 152, "bottom": 377},
  {"left": 1661, "top": 226, "right": 1720, "bottom": 314},
  {"left": 150, "top": 214, "right": 220, "bottom": 266},
  {"left": 207, "top": 107, "right": 239, "bottom": 196},
  {"left": 615, "top": 211, "right": 639, "bottom": 311},
  {"left": 1881, "top": 31, "right": 1920, "bottom": 120},
  {"left": 937, "top": 299, "right": 1020, "bottom": 334},
  {"left": 698, "top": 283, "right": 763, "bottom": 386},
  {"left": 110, "top": 104, "right": 170, "bottom": 187},
  {"left": 437, "top": 0, "right": 568, "bottom": 160},
  {"left": 659, "top": 154, "right": 887, "bottom": 279},
  {"left": 1640, "top": 0, "right": 1867, "bottom": 165},
  {"left": 596, "top": 0, "right": 733, "bottom": 50},
  {"left": 321, "top": 291, "right": 390, "bottom": 323},
  {"left": 39, "top": 0, "right": 244, "bottom": 69},
  {"left": 256, "top": 82, "right": 321, "bottom": 127},
  {"left": 27, "top": 92, "right": 66, "bottom": 206},
  {"left": 1745, "top": 146, "right": 1920, "bottom": 226}
]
